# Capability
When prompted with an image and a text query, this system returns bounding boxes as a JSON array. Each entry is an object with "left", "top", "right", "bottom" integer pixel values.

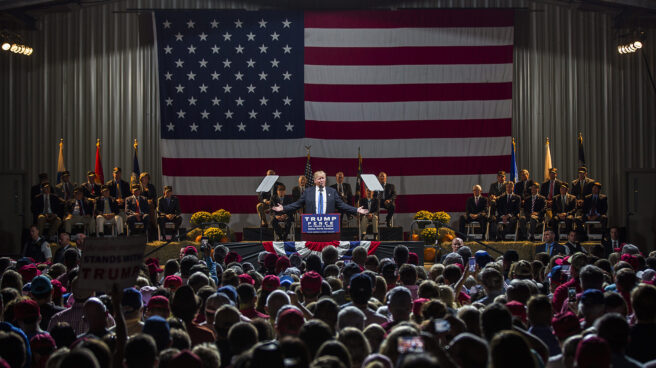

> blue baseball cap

[
  {"left": 30, "top": 275, "right": 53, "bottom": 297},
  {"left": 121, "top": 288, "right": 143, "bottom": 313}
]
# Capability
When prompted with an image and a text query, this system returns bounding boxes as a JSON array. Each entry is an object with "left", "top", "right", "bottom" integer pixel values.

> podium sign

[{"left": 302, "top": 214, "right": 341, "bottom": 233}]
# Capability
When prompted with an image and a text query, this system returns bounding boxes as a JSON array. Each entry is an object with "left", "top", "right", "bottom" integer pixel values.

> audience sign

[{"left": 78, "top": 236, "right": 147, "bottom": 290}]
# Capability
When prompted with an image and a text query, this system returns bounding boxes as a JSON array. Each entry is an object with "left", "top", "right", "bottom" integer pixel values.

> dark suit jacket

[
  {"left": 535, "top": 242, "right": 567, "bottom": 256},
  {"left": 81, "top": 182, "right": 101, "bottom": 199},
  {"left": 570, "top": 178, "right": 595, "bottom": 200},
  {"left": 141, "top": 183, "right": 157, "bottom": 201},
  {"left": 157, "top": 196, "right": 181, "bottom": 216},
  {"left": 31, "top": 184, "right": 44, "bottom": 201},
  {"left": 32, "top": 194, "right": 64, "bottom": 217},
  {"left": 495, "top": 193, "right": 521, "bottom": 217},
  {"left": 94, "top": 196, "right": 120, "bottom": 216},
  {"left": 465, "top": 196, "right": 489, "bottom": 216},
  {"left": 55, "top": 182, "right": 77, "bottom": 200},
  {"left": 283, "top": 186, "right": 358, "bottom": 215},
  {"left": 106, "top": 179, "right": 131, "bottom": 199},
  {"left": 583, "top": 194, "right": 608, "bottom": 216},
  {"left": 514, "top": 180, "right": 538, "bottom": 200},
  {"left": 272, "top": 195, "right": 295, "bottom": 216},
  {"left": 66, "top": 198, "right": 94, "bottom": 216},
  {"left": 375, "top": 183, "right": 397, "bottom": 202},
  {"left": 523, "top": 195, "right": 547, "bottom": 217},
  {"left": 358, "top": 197, "right": 380, "bottom": 213},
  {"left": 258, "top": 181, "right": 284, "bottom": 203},
  {"left": 540, "top": 179, "right": 565, "bottom": 199},
  {"left": 330, "top": 182, "right": 353, "bottom": 205},
  {"left": 292, "top": 185, "right": 306, "bottom": 202},
  {"left": 552, "top": 193, "right": 577, "bottom": 216},
  {"left": 564, "top": 241, "right": 586, "bottom": 255},
  {"left": 125, "top": 195, "right": 150, "bottom": 216},
  {"left": 488, "top": 182, "right": 506, "bottom": 198}
]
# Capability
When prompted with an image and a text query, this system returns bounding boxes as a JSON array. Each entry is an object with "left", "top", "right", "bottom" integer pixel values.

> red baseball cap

[
  {"left": 14, "top": 298, "right": 40, "bottom": 321},
  {"left": 238, "top": 274, "right": 255, "bottom": 285},
  {"left": 164, "top": 275, "right": 183, "bottom": 289},
  {"left": 300, "top": 271, "right": 322, "bottom": 294},
  {"left": 276, "top": 308, "right": 304, "bottom": 336},
  {"left": 146, "top": 295, "right": 171, "bottom": 312},
  {"left": 19, "top": 264, "right": 41, "bottom": 283},
  {"left": 262, "top": 275, "right": 280, "bottom": 292}
]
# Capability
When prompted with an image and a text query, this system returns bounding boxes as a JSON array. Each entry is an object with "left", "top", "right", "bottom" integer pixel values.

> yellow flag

[{"left": 544, "top": 137, "right": 552, "bottom": 181}]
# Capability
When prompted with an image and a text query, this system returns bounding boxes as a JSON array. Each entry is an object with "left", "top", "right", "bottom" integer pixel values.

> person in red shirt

[
  {"left": 237, "top": 283, "right": 268, "bottom": 320},
  {"left": 552, "top": 253, "right": 588, "bottom": 312}
]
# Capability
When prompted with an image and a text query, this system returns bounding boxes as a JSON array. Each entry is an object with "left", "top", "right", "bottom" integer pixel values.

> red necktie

[
  {"left": 136, "top": 198, "right": 141, "bottom": 214},
  {"left": 549, "top": 181, "right": 554, "bottom": 200}
]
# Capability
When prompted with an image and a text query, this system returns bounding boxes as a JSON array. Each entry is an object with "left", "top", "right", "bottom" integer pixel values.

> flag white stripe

[
  {"left": 304, "top": 64, "right": 513, "bottom": 85},
  {"left": 305, "top": 27, "right": 513, "bottom": 47},
  {"left": 163, "top": 174, "right": 498, "bottom": 196},
  {"left": 160, "top": 137, "right": 510, "bottom": 159},
  {"left": 304, "top": 100, "right": 512, "bottom": 121}
]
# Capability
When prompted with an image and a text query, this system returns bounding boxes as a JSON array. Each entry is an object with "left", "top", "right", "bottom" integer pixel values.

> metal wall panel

[{"left": 1, "top": 0, "right": 654, "bottom": 228}]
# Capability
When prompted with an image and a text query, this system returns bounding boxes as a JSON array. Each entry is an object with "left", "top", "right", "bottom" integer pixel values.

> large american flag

[{"left": 155, "top": 9, "right": 514, "bottom": 232}]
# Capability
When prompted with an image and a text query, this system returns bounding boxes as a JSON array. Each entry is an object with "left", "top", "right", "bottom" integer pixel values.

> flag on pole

[
  {"left": 131, "top": 139, "right": 141, "bottom": 186},
  {"left": 510, "top": 137, "right": 518, "bottom": 183},
  {"left": 95, "top": 139, "right": 105, "bottom": 184},
  {"left": 304, "top": 146, "right": 313, "bottom": 188},
  {"left": 578, "top": 132, "right": 585, "bottom": 166},
  {"left": 356, "top": 147, "right": 365, "bottom": 199},
  {"left": 544, "top": 137, "right": 552, "bottom": 181},
  {"left": 56, "top": 138, "right": 66, "bottom": 184}
]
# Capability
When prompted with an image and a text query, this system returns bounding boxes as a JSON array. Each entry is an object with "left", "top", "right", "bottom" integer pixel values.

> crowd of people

[
  {"left": 459, "top": 167, "right": 608, "bottom": 242},
  {"left": 1, "top": 232, "right": 656, "bottom": 368},
  {"left": 29, "top": 168, "right": 182, "bottom": 242}
]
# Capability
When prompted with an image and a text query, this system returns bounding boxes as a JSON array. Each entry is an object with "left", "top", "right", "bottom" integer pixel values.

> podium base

[{"left": 302, "top": 233, "right": 340, "bottom": 242}]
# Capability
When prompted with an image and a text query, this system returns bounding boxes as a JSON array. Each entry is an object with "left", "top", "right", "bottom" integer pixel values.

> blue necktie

[
  {"left": 318, "top": 189, "right": 323, "bottom": 214},
  {"left": 546, "top": 243, "right": 552, "bottom": 256}
]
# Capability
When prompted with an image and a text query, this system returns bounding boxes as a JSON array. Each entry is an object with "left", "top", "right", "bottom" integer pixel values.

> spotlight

[
  {"left": 634, "top": 41, "right": 642, "bottom": 49},
  {"left": 617, "top": 40, "right": 644, "bottom": 55},
  {"left": 1, "top": 42, "right": 9, "bottom": 51}
]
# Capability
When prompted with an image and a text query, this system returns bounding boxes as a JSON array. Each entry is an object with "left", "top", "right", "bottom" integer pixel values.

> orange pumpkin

[
  {"left": 195, "top": 235, "right": 203, "bottom": 243},
  {"left": 445, "top": 233, "right": 454, "bottom": 241},
  {"left": 411, "top": 233, "right": 420, "bottom": 241},
  {"left": 424, "top": 247, "right": 436, "bottom": 261},
  {"left": 221, "top": 236, "right": 229, "bottom": 243}
]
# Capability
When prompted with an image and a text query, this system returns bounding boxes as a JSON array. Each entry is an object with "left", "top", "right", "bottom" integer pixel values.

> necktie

[
  {"left": 531, "top": 196, "right": 536, "bottom": 213},
  {"left": 117, "top": 182, "right": 122, "bottom": 198},
  {"left": 104, "top": 198, "right": 110, "bottom": 214},
  {"left": 44, "top": 195, "right": 51, "bottom": 214},
  {"left": 136, "top": 197, "right": 141, "bottom": 214},
  {"left": 318, "top": 189, "right": 323, "bottom": 214},
  {"left": 338, "top": 184, "right": 342, "bottom": 195},
  {"left": 546, "top": 243, "right": 552, "bottom": 256},
  {"left": 549, "top": 181, "right": 554, "bottom": 200},
  {"left": 167, "top": 198, "right": 171, "bottom": 208},
  {"left": 562, "top": 197, "right": 566, "bottom": 211},
  {"left": 475, "top": 196, "right": 478, "bottom": 206},
  {"left": 613, "top": 240, "right": 618, "bottom": 248}
]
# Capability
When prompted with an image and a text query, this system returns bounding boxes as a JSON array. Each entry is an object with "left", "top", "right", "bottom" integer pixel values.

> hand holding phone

[{"left": 468, "top": 258, "right": 476, "bottom": 272}]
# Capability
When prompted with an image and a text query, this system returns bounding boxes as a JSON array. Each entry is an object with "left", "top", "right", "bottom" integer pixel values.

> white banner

[{"left": 78, "top": 236, "right": 147, "bottom": 291}]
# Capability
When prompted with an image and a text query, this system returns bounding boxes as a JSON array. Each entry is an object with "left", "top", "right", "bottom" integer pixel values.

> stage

[{"left": 138, "top": 240, "right": 602, "bottom": 265}]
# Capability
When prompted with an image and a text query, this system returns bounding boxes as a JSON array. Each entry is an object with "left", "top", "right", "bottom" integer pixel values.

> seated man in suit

[
  {"left": 535, "top": 229, "right": 567, "bottom": 257},
  {"left": 549, "top": 182, "right": 577, "bottom": 237},
  {"left": 458, "top": 184, "right": 489, "bottom": 238},
  {"left": 331, "top": 171, "right": 354, "bottom": 225},
  {"left": 601, "top": 226, "right": 623, "bottom": 256},
  {"left": 519, "top": 182, "right": 547, "bottom": 241},
  {"left": 107, "top": 167, "right": 132, "bottom": 206},
  {"left": 31, "top": 173, "right": 49, "bottom": 203},
  {"left": 95, "top": 185, "right": 124, "bottom": 236},
  {"left": 578, "top": 182, "right": 608, "bottom": 234},
  {"left": 32, "top": 183, "right": 64, "bottom": 239},
  {"left": 493, "top": 181, "right": 521, "bottom": 240},
  {"left": 272, "top": 170, "right": 368, "bottom": 217},
  {"left": 55, "top": 170, "right": 76, "bottom": 202},
  {"left": 375, "top": 172, "right": 396, "bottom": 227},
  {"left": 81, "top": 171, "right": 101, "bottom": 200},
  {"left": 63, "top": 187, "right": 95, "bottom": 234},
  {"left": 271, "top": 184, "right": 294, "bottom": 240},
  {"left": 540, "top": 168, "right": 565, "bottom": 207},
  {"left": 514, "top": 169, "right": 538, "bottom": 201},
  {"left": 157, "top": 185, "right": 182, "bottom": 237},
  {"left": 358, "top": 189, "right": 379, "bottom": 239},
  {"left": 570, "top": 166, "right": 595, "bottom": 201},
  {"left": 125, "top": 184, "right": 150, "bottom": 234},
  {"left": 256, "top": 169, "right": 283, "bottom": 227}
]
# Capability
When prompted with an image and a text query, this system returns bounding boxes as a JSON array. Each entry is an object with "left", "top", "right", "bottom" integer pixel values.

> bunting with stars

[{"left": 155, "top": 10, "right": 514, "bottom": 231}]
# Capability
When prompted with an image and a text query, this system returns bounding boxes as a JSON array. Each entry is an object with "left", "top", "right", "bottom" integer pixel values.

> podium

[{"left": 301, "top": 213, "right": 341, "bottom": 242}]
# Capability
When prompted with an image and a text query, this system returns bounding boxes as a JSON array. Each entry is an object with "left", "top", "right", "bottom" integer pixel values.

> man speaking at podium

[{"left": 272, "top": 171, "right": 369, "bottom": 216}]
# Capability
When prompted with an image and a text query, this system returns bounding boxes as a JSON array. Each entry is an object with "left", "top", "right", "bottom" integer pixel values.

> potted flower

[
  {"left": 212, "top": 209, "right": 231, "bottom": 224},
  {"left": 204, "top": 227, "right": 226, "bottom": 243},
  {"left": 414, "top": 210, "right": 434, "bottom": 229},
  {"left": 432, "top": 211, "right": 451, "bottom": 228},
  {"left": 190, "top": 211, "right": 213, "bottom": 227},
  {"left": 420, "top": 227, "right": 437, "bottom": 245}
]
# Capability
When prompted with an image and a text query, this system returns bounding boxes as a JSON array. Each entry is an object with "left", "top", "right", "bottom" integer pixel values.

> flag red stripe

[
  {"left": 178, "top": 193, "right": 473, "bottom": 213},
  {"left": 304, "top": 9, "right": 514, "bottom": 28},
  {"left": 304, "top": 83, "right": 512, "bottom": 102},
  {"left": 304, "top": 46, "right": 513, "bottom": 66},
  {"left": 162, "top": 155, "right": 510, "bottom": 177},
  {"left": 305, "top": 119, "right": 511, "bottom": 139}
]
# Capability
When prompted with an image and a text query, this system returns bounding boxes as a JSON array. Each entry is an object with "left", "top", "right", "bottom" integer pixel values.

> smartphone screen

[
  {"left": 568, "top": 287, "right": 577, "bottom": 302},
  {"left": 468, "top": 258, "right": 476, "bottom": 272},
  {"left": 434, "top": 319, "right": 451, "bottom": 333},
  {"left": 397, "top": 336, "right": 424, "bottom": 354}
]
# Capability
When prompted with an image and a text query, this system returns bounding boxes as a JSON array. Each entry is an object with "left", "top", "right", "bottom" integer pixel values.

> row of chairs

[
  {"left": 465, "top": 219, "right": 604, "bottom": 241},
  {"left": 64, "top": 221, "right": 180, "bottom": 242}
]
